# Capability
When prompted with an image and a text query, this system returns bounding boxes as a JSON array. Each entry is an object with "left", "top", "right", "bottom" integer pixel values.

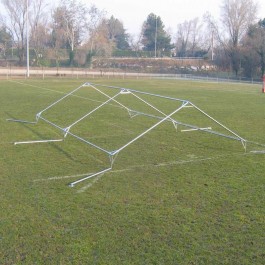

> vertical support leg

[
  {"left": 241, "top": 140, "right": 247, "bottom": 153},
  {"left": 109, "top": 152, "right": 119, "bottom": 168},
  {"left": 172, "top": 121, "right": 178, "bottom": 132}
]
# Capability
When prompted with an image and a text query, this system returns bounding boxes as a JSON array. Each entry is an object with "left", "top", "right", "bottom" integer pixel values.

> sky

[{"left": 81, "top": 0, "right": 265, "bottom": 36}]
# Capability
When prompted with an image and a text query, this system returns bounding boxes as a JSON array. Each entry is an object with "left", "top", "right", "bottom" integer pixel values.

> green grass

[{"left": 0, "top": 77, "right": 265, "bottom": 264}]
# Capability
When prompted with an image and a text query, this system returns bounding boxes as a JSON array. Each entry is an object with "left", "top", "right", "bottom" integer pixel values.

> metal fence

[{"left": 0, "top": 66, "right": 262, "bottom": 85}]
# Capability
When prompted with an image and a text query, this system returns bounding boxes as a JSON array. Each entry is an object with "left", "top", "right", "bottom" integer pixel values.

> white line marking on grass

[
  {"left": 14, "top": 139, "right": 63, "bottom": 145},
  {"left": 33, "top": 152, "right": 255, "bottom": 187},
  {"left": 154, "top": 152, "right": 256, "bottom": 167},
  {"left": 9, "top": 79, "right": 66, "bottom": 94},
  {"left": 8, "top": 79, "right": 123, "bottom": 108},
  {"left": 33, "top": 172, "right": 94, "bottom": 182},
  {"left": 76, "top": 173, "right": 103, "bottom": 193},
  {"left": 0, "top": 141, "right": 17, "bottom": 145},
  {"left": 250, "top": 150, "right": 265, "bottom": 154},
  {"left": 111, "top": 153, "right": 250, "bottom": 173},
  {"left": 106, "top": 122, "right": 135, "bottom": 134}
]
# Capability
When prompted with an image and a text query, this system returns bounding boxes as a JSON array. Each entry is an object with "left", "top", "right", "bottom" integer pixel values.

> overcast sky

[{"left": 82, "top": 0, "right": 265, "bottom": 36}]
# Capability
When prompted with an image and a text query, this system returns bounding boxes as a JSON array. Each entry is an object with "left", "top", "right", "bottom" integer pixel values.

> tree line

[{"left": 0, "top": 0, "right": 264, "bottom": 77}]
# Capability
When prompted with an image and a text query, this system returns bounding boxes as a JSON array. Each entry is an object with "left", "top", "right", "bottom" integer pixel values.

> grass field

[{"left": 0, "top": 77, "right": 265, "bottom": 264}]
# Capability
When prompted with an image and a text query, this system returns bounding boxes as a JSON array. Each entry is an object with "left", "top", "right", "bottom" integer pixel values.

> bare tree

[
  {"left": 207, "top": 0, "right": 258, "bottom": 75},
  {"left": 84, "top": 4, "right": 106, "bottom": 67},
  {"left": 0, "top": 0, "right": 50, "bottom": 65},
  {"left": 175, "top": 18, "right": 206, "bottom": 57},
  {"left": 175, "top": 20, "right": 192, "bottom": 57},
  {"left": 0, "top": 0, "right": 28, "bottom": 64},
  {"left": 129, "top": 32, "right": 143, "bottom": 57},
  {"left": 50, "top": 6, "right": 68, "bottom": 68},
  {"left": 52, "top": 0, "right": 88, "bottom": 66},
  {"left": 30, "top": 0, "right": 50, "bottom": 66},
  {"left": 86, "top": 5, "right": 106, "bottom": 52},
  {"left": 83, "top": 19, "right": 114, "bottom": 69}
]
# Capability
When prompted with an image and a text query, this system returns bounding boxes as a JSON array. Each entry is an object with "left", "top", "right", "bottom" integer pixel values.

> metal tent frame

[{"left": 8, "top": 82, "right": 247, "bottom": 187}]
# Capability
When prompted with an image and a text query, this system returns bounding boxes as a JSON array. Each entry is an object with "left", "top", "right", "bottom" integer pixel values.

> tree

[
  {"left": 175, "top": 18, "right": 207, "bottom": 57},
  {"left": 128, "top": 32, "right": 143, "bottom": 57},
  {"left": 243, "top": 19, "right": 265, "bottom": 77},
  {"left": 84, "top": 4, "right": 106, "bottom": 67},
  {"left": 0, "top": 0, "right": 28, "bottom": 64},
  {"left": 29, "top": 0, "right": 50, "bottom": 66},
  {"left": 0, "top": 26, "right": 12, "bottom": 59},
  {"left": 207, "top": 0, "right": 258, "bottom": 75},
  {"left": 0, "top": 0, "right": 50, "bottom": 65},
  {"left": 106, "top": 16, "right": 130, "bottom": 50},
  {"left": 83, "top": 18, "right": 114, "bottom": 68},
  {"left": 50, "top": 5, "right": 70, "bottom": 68},
  {"left": 141, "top": 13, "right": 173, "bottom": 57},
  {"left": 51, "top": 0, "right": 88, "bottom": 66}
]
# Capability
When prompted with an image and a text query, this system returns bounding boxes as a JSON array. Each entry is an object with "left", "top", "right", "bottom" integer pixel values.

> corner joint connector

[
  {"left": 109, "top": 150, "right": 119, "bottom": 167},
  {"left": 63, "top": 127, "right": 70, "bottom": 137},
  {"left": 36, "top": 112, "right": 41, "bottom": 121},
  {"left": 241, "top": 139, "right": 247, "bottom": 152},
  {"left": 120, "top": 89, "right": 131, "bottom": 95}
]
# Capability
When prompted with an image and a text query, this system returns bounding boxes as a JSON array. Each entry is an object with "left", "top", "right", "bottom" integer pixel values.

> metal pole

[
  {"left": 112, "top": 101, "right": 189, "bottom": 155},
  {"left": 155, "top": 15, "right": 157, "bottom": 58},
  {"left": 26, "top": 0, "right": 30, "bottom": 77},
  {"left": 69, "top": 167, "right": 112, "bottom": 187},
  {"left": 189, "top": 102, "right": 246, "bottom": 142},
  {"left": 64, "top": 91, "right": 122, "bottom": 132},
  {"left": 211, "top": 30, "right": 214, "bottom": 61}
]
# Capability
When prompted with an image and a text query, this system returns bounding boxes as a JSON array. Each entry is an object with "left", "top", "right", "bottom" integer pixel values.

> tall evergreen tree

[
  {"left": 107, "top": 16, "right": 130, "bottom": 50},
  {"left": 141, "top": 13, "right": 173, "bottom": 56}
]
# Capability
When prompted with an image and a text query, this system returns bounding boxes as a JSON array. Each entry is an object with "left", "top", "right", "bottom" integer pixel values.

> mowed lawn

[{"left": 0, "top": 77, "right": 264, "bottom": 264}]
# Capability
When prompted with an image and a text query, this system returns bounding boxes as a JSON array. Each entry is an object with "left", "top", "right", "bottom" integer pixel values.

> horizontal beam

[
  {"left": 86, "top": 82, "right": 189, "bottom": 103},
  {"left": 7, "top": 118, "right": 36, "bottom": 124},
  {"left": 181, "top": 127, "right": 212, "bottom": 132},
  {"left": 14, "top": 139, "right": 63, "bottom": 145},
  {"left": 38, "top": 116, "right": 111, "bottom": 155}
]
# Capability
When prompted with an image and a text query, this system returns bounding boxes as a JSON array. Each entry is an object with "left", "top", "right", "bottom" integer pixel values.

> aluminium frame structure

[{"left": 8, "top": 82, "right": 247, "bottom": 187}]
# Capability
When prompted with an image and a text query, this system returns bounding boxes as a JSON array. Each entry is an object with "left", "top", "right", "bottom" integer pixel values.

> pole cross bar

[
  {"left": 14, "top": 139, "right": 63, "bottom": 145},
  {"left": 36, "top": 84, "right": 85, "bottom": 118},
  {"left": 7, "top": 118, "right": 37, "bottom": 124},
  {"left": 86, "top": 82, "right": 188, "bottom": 103}
]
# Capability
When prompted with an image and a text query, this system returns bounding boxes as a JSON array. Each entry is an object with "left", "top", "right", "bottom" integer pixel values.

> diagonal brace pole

[
  {"left": 189, "top": 103, "right": 246, "bottom": 142},
  {"left": 88, "top": 83, "right": 131, "bottom": 112},
  {"left": 112, "top": 101, "right": 189, "bottom": 155},
  {"left": 130, "top": 91, "right": 188, "bottom": 124},
  {"left": 64, "top": 91, "right": 122, "bottom": 135},
  {"left": 36, "top": 84, "right": 85, "bottom": 119}
]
